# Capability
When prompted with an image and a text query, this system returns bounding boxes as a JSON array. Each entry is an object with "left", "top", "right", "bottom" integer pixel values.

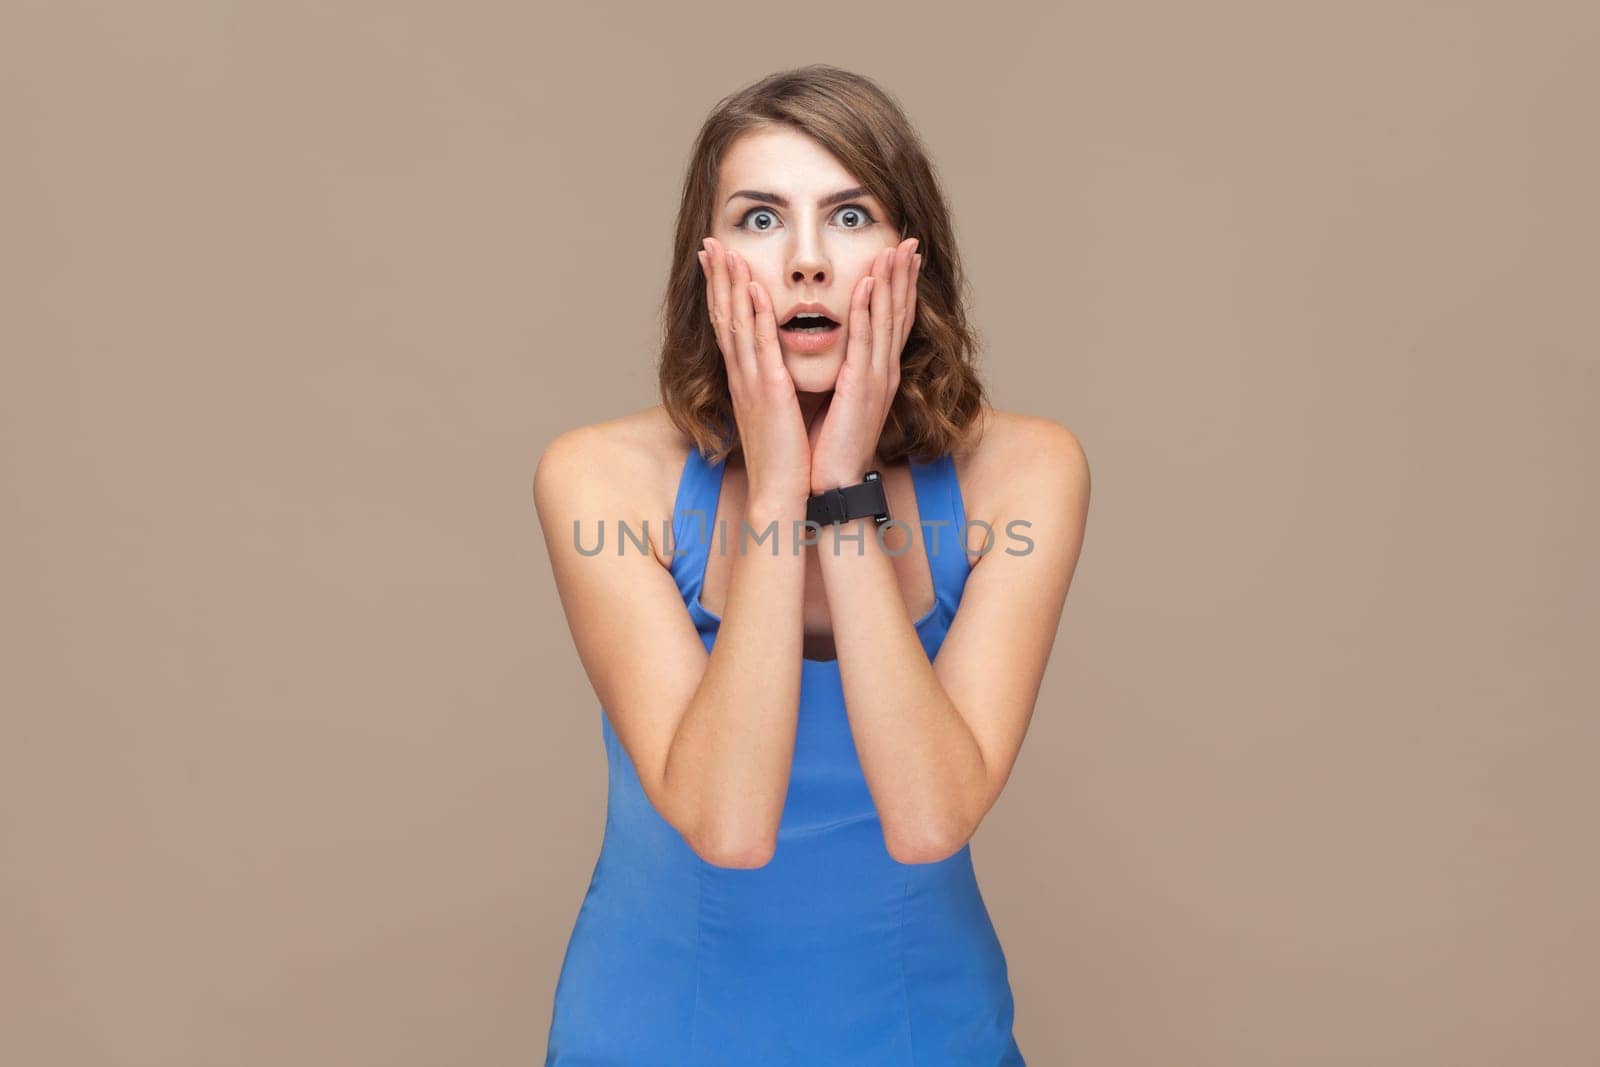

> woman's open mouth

[{"left": 778, "top": 313, "right": 842, "bottom": 353}]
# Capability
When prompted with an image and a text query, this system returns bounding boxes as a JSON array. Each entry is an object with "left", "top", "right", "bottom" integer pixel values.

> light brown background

[{"left": 4, "top": 2, "right": 1596, "bottom": 1064}]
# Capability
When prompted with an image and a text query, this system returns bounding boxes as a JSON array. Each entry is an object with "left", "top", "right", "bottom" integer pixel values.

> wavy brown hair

[{"left": 657, "top": 64, "right": 987, "bottom": 467}]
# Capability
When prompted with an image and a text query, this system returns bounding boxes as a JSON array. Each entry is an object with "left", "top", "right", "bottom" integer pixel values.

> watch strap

[{"left": 807, "top": 470, "right": 891, "bottom": 526}]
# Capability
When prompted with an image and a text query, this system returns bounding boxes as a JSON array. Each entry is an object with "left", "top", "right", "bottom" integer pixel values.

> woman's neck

[{"left": 796, "top": 390, "right": 829, "bottom": 429}]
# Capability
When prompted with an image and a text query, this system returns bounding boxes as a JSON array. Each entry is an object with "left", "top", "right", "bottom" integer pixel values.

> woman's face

[{"left": 709, "top": 126, "right": 900, "bottom": 394}]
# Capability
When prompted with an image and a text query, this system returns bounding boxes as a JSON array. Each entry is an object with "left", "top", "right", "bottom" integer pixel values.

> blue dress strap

[
  {"left": 668, "top": 445, "right": 722, "bottom": 602},
  {"left": 909, "top": 452, "right": 973, "bottom": 615}
]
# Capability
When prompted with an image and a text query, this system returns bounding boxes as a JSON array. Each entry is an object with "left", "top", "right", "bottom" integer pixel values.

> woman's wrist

[
  {"left": 745, "top": 493, "right": 808, "bottom": 528},
  {"left": 809, "top": 467, "right": 870, "bottom": 496}
]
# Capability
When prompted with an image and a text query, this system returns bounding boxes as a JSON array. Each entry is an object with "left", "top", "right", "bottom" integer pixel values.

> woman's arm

[
  {"left": 534, "top": 425, "right": 806, "bottom": 868},
  {"left": 820, "top": 418, "right": 1091, "bottom": 864}
]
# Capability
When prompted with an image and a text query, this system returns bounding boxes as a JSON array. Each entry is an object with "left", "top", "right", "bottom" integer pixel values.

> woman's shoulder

[
  {"left": 532, "top": 404, "right": 692, "bottom": 567},
  {"left": 537, "top": 403, "right": 686, "bottom": 467},
  {"left": 955, "top": 405, "right": 1089, "bottom": 533}
]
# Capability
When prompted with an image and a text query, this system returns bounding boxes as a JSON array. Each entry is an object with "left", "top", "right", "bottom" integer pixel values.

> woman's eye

[
  {"left": 834, "top": 205, "right": 874, "bottom": 229},
  {"left": 735, "top": 204, "right": 878, "bottom": 231},
  {"left": 740, "top": 208, "right": 779, "bottom": 231}
]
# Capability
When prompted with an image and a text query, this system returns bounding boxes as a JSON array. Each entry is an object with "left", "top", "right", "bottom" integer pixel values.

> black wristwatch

[{"left": 807, "top": 470, "right": 891, "bottom": 527}]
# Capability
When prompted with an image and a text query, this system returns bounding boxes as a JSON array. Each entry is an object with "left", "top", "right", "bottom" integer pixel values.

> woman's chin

[{"left": 782, "top": 359, "right": 840, "bottom": 393}]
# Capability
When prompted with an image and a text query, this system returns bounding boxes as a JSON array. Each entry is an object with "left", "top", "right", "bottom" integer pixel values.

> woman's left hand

[{"left": 807, "top": 238, "right": 922, "bottom": 492}]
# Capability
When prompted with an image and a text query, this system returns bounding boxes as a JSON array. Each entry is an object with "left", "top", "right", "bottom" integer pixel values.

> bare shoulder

[
  {"left": 954, "top": 405, "right": 1090, "bottom": 548},
  {"left": 532, "top": 404, "right": 690, "bottom": 567}
]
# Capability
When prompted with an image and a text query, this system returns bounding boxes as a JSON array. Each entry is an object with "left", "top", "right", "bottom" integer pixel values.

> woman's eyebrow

[{"left": 726, "top": 186, "right": 872, "bottom": 209}]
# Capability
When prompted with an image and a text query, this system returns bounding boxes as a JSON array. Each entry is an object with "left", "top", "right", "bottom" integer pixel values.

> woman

[{"left": 534, "top": 64, "right": 1089, "bottom": 1066}]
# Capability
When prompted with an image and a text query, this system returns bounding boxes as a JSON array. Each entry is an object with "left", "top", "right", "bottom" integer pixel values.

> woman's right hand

[{"left": 698, "top": 237, "right": 813, "bottom": 511}]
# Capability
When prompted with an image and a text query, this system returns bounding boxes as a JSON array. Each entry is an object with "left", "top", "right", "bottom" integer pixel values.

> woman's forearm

[
  {"left": 818, "top": 517, "right": 988, "bottom": 864},
  {"left": 663, "top": 494, "right": 808, "bottom": 867}
]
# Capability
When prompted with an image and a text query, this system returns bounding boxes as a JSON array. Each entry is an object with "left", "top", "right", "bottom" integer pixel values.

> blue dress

[{"left": 545, "top": 445, "right": 1026, "bottom": 1066}]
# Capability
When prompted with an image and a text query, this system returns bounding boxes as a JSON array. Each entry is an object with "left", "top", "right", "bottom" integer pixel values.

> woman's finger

[
  {"left": 903, "top": 252, "right": 921, "bottom": 341},
  {"left": 870, "top": 246, "right": 894, "bottom": 374},
  {"left": 890, "top": 252, "right": 917, "bottom": 401},
  {"left": 746, "top": 279, "right": 783, "bottom": 381},
  {"left": 844, "top": 271, "right": 875, "bottom": 382},
  {"left": 890, "top": 238, "right": 915, "bottom": 356},
  {"left": 697, "top": 247, "right": 719, "bottom": 350},
  {"left": 704, "top": 238, "right": 735, "bottom": 377},
  {"left": 727, "top": 250, "right": 758, "bottom": 378}
]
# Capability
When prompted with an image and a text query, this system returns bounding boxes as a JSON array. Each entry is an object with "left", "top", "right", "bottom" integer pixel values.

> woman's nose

[{"left": 785, "top": 231, "right": 829, "bottom": 282}]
